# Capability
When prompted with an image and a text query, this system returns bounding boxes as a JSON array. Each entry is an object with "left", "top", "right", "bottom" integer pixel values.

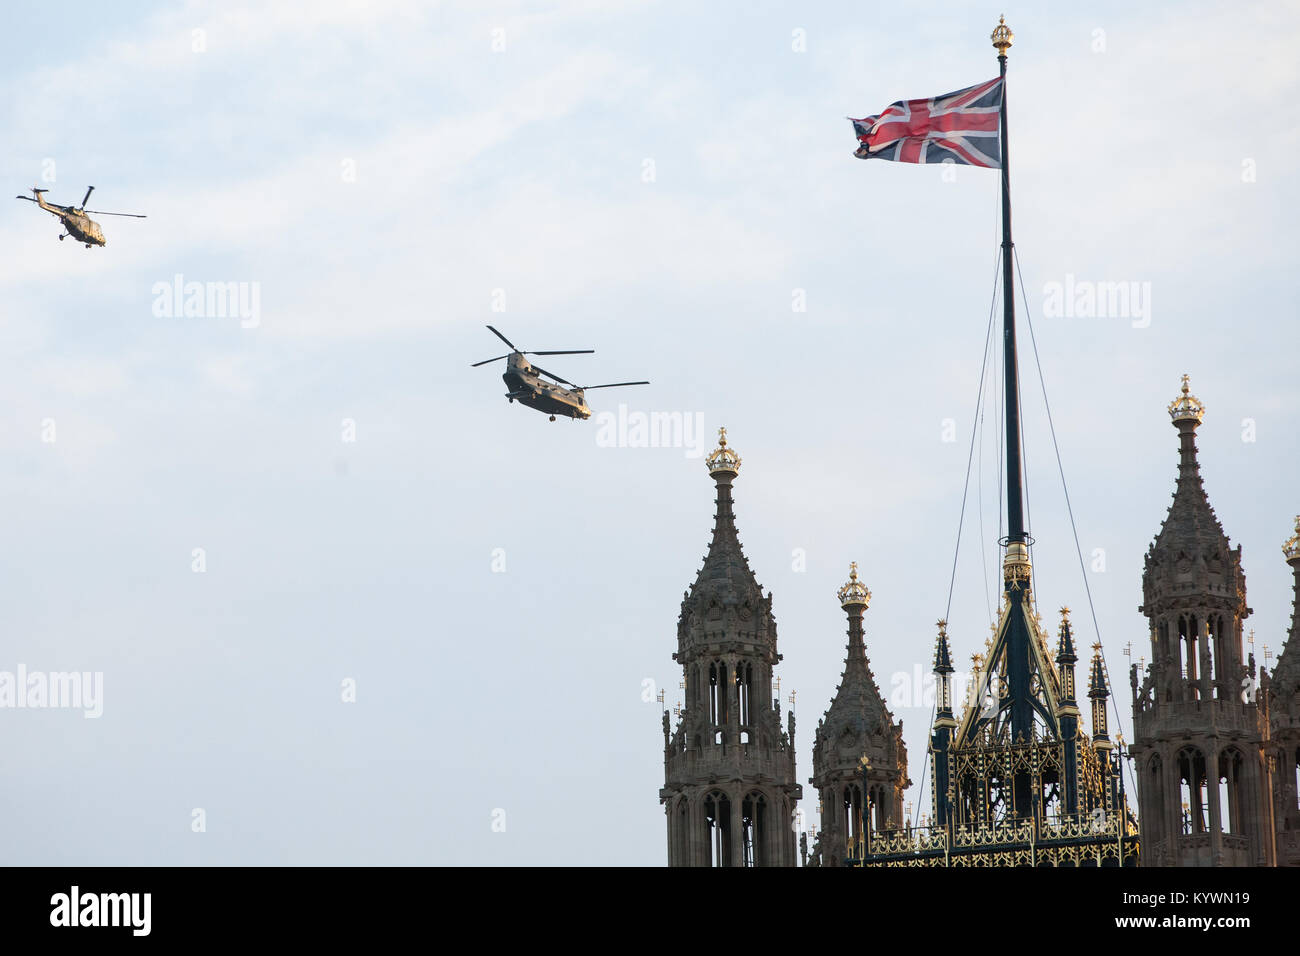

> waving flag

[{"left": 850, "top": 76, "right": 1003, "bottom": 168}]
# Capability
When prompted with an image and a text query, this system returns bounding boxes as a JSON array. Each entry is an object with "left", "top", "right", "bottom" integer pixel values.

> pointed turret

[
  {"left": 929, "top": 620, "right": 957, "bottom": 827},
  {"left": 810, "top": 563, "right": 908, "bottom": 865},
  {"left": 1131, "top": 377, "right": 1272, "bottom": 867},
  {"left": 661, "top": 428, "right": 801, "bottom": 866},
  {"left": 1267, "top": 517, "right": 1300, "bottom": 866},
  {"left": 1088, "top": 643, "right": 1111, "bottom": 752},
  {"left": 1056, "top": 609, "right": 1081, "bottom": 814},
  {"left": 1272, "top": 517, "right": 1300, "bottom": 694}
]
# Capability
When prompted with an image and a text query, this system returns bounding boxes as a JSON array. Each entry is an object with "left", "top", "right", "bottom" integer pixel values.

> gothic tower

[
  {"left": 807, "top": 564, "right": 908, "bottom": 866},
  {"left": 1266, "top": 517, "right": 1300, "bottom": 866},
  {"left": 660, "top": 429, "right": 801, "bottom": 866},
  {"left": 1131, "top": 376, "right": 1274, "bottom": 866}
]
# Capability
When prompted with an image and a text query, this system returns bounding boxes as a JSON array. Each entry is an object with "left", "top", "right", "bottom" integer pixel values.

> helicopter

[
  {"left": 471, "top": 325, "right": 649, "bottom": 421},
  {"left": 15, "top": 186, "right": 146, "bottom": 247}
]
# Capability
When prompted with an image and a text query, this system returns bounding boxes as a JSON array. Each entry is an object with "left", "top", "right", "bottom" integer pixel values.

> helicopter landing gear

[
  {"left": 549, "top": 415, "right": 556, "bottom": 421},
  {"left": 58, "top": 234, "right": 66, "bottom": 241}
]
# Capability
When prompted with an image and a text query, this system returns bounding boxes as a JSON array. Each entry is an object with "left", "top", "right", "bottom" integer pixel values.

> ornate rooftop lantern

[
  {"left": 1283, "top": 515, "right": 1300, "bottom": 565},
  {"left": 1167, "top": 374, "right": 1205, "bottom": 425},
  {"left": 837, "top": 562, "right": 872, "bottom": 609},
  {"left": 705, "top": 426, "right": 741, "bottom": 476}
]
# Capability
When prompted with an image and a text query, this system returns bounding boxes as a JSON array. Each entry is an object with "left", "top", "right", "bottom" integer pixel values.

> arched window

[
  {"left": 1218, "top": 748, "right": 1245, "bottom": 835},
  {"left": 1177, "top": 747, "right": 1208, "bottom": 834},
  {"left": 673, "top": 798, "right": 689, "bottom": 865},
  {"left": 704, "top": 791, "right": 732, "bottom": 867},
  {"left": 842, "top": 784, "right": 863, "bottom": 856},
  {"left": 708, "top": 661, "right": 723, "bottom": 726},
  {"left": 1145, "top": 755, "right": 1165, "bottom": 849},
  {"left": 742, "top": 791, "right": 767, "bottom": 866}
]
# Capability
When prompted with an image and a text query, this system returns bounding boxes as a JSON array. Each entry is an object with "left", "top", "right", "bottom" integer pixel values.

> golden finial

[
  {"left": 838, "top": 561, "right": 872, "bottom": 608},
  {"left": 1060, "top": 606, "right": 1071, "bottom": 620},
  {"left": 705, "top": 426, "right": 741, "bottom": 475},
  {"left": 1168, "top": 373, "right": 1205, "bottom": 424},
  {"left": 991, "top": 15, "right": 1014, "bottom": 55},
  {"left": 1283, "top": 515, "right": 1300, "bottom": 564}
]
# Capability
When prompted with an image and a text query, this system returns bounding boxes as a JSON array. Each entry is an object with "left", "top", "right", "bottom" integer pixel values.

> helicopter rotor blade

[
  {"left": 485, "top": 325, "right": 517, "bottom": 351},
  {"left": 576, "top": 381, "right": 651, "bottom": 390},
  {"left": 530, "top": 364, "right": 577, "bottom": 388},
  {"left": 471, "top": 354, "right": 509, "bottom": 367},
  {"left": 84, "top": 210, "right": 147, "bottom": 218},
  {"left": 80, "top": 186, "right": 94, "bottom": 208},
  {"left": 523, "top": 349, "right": 594, "bottom": 357}
]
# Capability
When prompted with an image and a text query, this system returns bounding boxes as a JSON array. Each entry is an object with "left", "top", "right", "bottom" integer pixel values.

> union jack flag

[{"left": 850, "top": 76, "right": 1003, "bottom": 168}]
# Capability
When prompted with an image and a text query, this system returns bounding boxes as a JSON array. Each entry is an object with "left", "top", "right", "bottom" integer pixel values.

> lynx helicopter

[
  {"left": 16, "top": 186, "right": 146, "bottom": 247},
  {"left": 472, "top": 325, "right": 648, "bottom": 421}
]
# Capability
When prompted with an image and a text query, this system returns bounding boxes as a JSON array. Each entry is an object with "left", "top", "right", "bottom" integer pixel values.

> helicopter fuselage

[
  {"left": 502, "top": 353, "right": 590, "bottom": 420},
  {"left": 35, "top": 195, "right": 106, "bottom": 246}
]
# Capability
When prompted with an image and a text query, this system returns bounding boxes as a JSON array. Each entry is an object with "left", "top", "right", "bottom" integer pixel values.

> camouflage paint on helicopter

[
  {"left": 472, "top": 326, "right": 648, "bottom": 421},
  {"left": 16, "top": 186, "right": 146, "bottom": 247}
]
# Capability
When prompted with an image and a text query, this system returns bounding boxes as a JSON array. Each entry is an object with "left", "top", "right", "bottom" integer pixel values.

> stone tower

[
  {"left": 660, "top": 428, "right": 801, "bottom": 866},
  {"left": 1266, "top": 517, "right": 1300, "bottom": 866},
  {"left": 1131, "top": 376, "right": 1274, "bottom": 866},
  {"left": 807, "top": 563, "right": 908, "bottom": 866}
]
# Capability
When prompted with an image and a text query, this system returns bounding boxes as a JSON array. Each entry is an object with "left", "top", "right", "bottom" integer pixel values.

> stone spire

[
  {"left": 808, "top": 563, "right": 907, "bottom": 866},
  {"left": 1152, "top": 375, "right": 1232, "bottom": 560},
  {"left": 1131, "top": 376, "right": 1272, "bottom": 867},
  {"left": 1273, "top": 517, "right": 1300, "bottom": 694},
  {"left": 661, "top": 428, "right": 801, "bottom": 866}
]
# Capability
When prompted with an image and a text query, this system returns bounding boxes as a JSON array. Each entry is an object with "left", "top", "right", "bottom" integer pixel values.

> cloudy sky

[{"left": 1, "top": 0, "right": 1296, "bottom": 865}]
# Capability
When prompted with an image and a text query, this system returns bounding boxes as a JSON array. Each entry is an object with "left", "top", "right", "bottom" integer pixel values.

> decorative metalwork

[
  {"left": 1167, "top": 374, "right": 1205, "bottom": 424},
  {"left": 1284, "top": 515, "right": 1300, "bottom": 563},
  {"left": 837, "top": 562, "right": 871, "bottom": 608},
  {"left": 991, "top": 15, "right": 1014, "bottom": 55},
  {"left": 705, "top": 426, "right": 741, "bottom": 475}
]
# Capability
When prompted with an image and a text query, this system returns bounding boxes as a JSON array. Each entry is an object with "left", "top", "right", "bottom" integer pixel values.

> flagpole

[
  {"left": 993, "top": 15, "right": 1024, "bottom": 547},
  {"left": 991, "top": 16, "right": 1035, "bottom": 780}
]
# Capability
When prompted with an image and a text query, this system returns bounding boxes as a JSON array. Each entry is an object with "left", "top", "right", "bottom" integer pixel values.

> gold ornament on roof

[
  {"left": 1283, "top": 515, "right": 1300, "bottom": 564},
  {"left": 1168, "top": 374, "right": 1205, "bottom": 424},
  {"left": 838, "top": 562, "right": 872, "bottom": 608},
  {"left": 705, "top": 426, "right": 742, "bottom": 475},
  {"left": 991, "top": 15, "right": 1014, "bottom": 55}
]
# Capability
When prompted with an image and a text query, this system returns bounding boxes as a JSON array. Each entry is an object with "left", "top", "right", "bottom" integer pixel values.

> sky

[{"left": 0, "top": 0, "right": 1296, "bottom": 866}]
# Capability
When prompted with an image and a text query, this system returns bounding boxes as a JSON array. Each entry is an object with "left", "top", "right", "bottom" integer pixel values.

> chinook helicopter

[
  {"left": 472, "top": 325, "right": 649, "bottom": 421},
  {"left": 16, "top": 186, "right": 146, "bottom": 247}
]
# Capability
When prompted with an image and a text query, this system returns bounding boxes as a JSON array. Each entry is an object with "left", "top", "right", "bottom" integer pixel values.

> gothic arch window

[
  {"left": 1294, "top": 745, "right": 1300, "bottom": 812},
  {"left": 1218, "top": 748, "right": 1246, "bottom": 835},
  {"left": 735, "top": 662, "right": 753, "bottom": 728},
  {"left": 703, "top": 790, "right": 732, "bottom": 868},
  {"left": 1177, "top": 747, "right": 1208, "bottom": 835},
  {"left": 742, "top": 791, "right": 767, "bottom": 867},
  {"left": 1145, "top": 755, "right": 1165, "bottom": 850},
  {"left": 708, "top": 661, "right": 727, "bottom": 728},
  {"left": 842, "top": 783, "right": 863, "bottom": 855},
  {"left": 674, "top": 798, "right": 689, "bottom": 865}
]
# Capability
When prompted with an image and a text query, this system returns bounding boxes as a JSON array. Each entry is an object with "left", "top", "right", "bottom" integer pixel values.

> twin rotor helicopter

[
  {"left": 472, "top": 325, "right": 648, "bottom": 421},
  {"left": 16, "top": 186, "right": 146, "bottom": 247}
]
